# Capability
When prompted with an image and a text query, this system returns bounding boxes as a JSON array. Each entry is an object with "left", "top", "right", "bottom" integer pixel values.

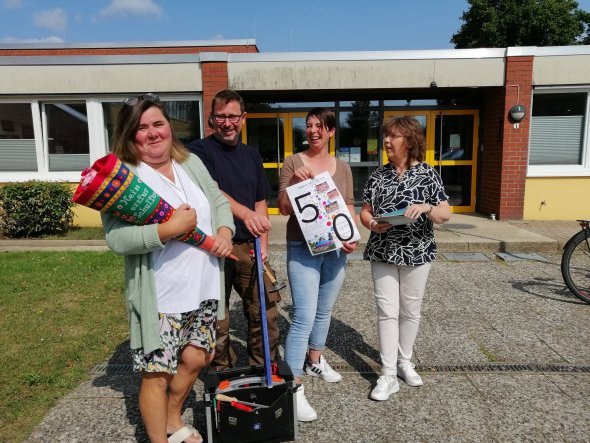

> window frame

[
  {"left": 0, "top": 93, "right": 202, "bottom": 182},
  {"left": 527, "top": 87, "right": 590, "bottom": 177}
]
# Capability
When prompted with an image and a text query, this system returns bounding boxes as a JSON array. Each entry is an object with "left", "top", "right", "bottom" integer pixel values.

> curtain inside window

[{"left": 529, "top": 115, "right": 583, "bottom": 165}]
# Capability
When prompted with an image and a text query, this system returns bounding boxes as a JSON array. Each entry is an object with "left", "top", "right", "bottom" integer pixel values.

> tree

[{"left": 451, "top": 0, "right": 590, "bottom": 48}]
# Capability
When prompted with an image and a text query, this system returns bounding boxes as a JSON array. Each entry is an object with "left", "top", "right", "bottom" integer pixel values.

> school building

[{"left": 0, "top": 40, "right": 588, "bottom": 225}]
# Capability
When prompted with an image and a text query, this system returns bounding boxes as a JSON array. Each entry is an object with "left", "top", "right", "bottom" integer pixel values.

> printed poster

[{"left": 286, "top": 171, "right": 361, "bottom": 255}]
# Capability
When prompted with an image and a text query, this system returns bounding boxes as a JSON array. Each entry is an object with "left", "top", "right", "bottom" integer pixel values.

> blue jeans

[{"left": 285, "top": 240, "right": 347, "bottom": 377}]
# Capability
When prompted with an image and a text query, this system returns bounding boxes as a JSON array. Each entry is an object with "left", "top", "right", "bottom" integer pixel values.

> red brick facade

[
  {"left": 479, "top": 87, "right": 506, "bottom": 217},
  {"left": 201, "top": 62, "right": 229, "bottom": 136},
  {"left": 479, "top": 56, "right": 532, "bottom": 220},
  {"left": 0, "top": 44, "right": 257, "bottom": 57}
]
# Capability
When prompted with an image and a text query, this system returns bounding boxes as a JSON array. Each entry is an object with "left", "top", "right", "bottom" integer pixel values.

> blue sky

[{"left": 1, "top": 0, "right": 589, "bottom": 52}]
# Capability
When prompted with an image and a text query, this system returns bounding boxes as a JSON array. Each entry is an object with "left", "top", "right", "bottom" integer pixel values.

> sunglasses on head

[{"left": 123, "top": 93, "right": 160, "bottom": 106}]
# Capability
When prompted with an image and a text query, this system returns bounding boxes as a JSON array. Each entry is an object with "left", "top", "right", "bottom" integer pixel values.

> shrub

[{"left": 0, "top": 181, "right": 74, "bottom": 238}]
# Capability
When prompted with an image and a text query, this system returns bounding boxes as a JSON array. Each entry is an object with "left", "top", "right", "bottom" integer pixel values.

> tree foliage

[{"left": 451, "top": 0, "right": 590, "bottom": 48}]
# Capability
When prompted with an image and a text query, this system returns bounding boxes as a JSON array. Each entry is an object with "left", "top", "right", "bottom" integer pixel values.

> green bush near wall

[{"left": 0, "top": 181, "right": 74, "bottom": 238}]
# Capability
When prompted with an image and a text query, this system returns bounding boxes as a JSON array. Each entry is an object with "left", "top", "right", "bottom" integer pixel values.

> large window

[
  {"left": 0, "top": 103, "right": 36, "bottom": 171},
  {"left": 0, "top": 95, "right": 201, "bottom": 182},
  {"left": 45, "top": 102, "right": 90, "bottom": 172},
  {"left": 529, "top": 90, "right": 589, "bottom": 176}
]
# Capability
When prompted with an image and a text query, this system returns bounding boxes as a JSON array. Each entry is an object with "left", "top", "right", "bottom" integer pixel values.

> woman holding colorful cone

[{"left": 102, "top": 94, "right": 234, "bottom": 443}]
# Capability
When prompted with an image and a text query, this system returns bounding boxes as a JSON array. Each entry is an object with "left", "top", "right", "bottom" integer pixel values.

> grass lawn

[{"left": 0, "top": 251, "right": 127, "bottom": 442}]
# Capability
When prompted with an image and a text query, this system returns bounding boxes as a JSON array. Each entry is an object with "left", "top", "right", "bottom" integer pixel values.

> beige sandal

[{"left": 167, "top": 425, "right": 203, "bottom": 443}]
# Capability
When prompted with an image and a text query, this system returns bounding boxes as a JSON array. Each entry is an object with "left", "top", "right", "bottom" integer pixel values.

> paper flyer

[{"left": 286, "top": 171, "right": 360, "bottom": 255}]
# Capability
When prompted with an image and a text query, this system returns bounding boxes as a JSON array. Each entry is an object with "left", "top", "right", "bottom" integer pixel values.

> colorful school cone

[{"left": 72, "top": 153, "right": 237, "bottom": 261}]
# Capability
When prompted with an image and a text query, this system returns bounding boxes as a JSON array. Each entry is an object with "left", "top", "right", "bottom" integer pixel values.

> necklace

[{"left": 154, "top": 161, "right": 189, "bottom": 205}]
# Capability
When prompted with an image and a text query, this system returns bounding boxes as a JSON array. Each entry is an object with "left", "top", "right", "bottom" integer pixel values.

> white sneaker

[
  {"left": 370, "top": 375, "right": 400, "bottom": 401},
  {"left": 295, "top": 384, "right": 317, "bottom": 422},
  {"left": 397, "top": 362, "right": 423, "bottom": 387},
  {"left": 304, "top": 355, "right": 342, "bottom": 382}
]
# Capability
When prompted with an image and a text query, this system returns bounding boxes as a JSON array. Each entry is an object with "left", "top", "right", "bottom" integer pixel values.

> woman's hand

[
  {"left": 289, "top": 166, "right": 314, "bottom": 185},
  {"left": 361, "top": 203, "right": 391, "bottom": 234},
  {"left": 210, "top": 226, "right": 233, "bottom": 258},
  {"left": 368, "top": 219, "right": 392, "bottom": 234},
  {"left": 341, "top": 240, "right": 358, "bottom": 254},
  {"left": 158, "top": 204, "right": 197, "bottom": 241},
  {"left": 404, "top": 203, "right": 432, "bottom": 220}
]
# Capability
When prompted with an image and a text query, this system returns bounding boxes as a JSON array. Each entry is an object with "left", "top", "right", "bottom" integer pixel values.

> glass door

[
  {"left": 383, "top": 110, "right": 478, "bottom": 212},
  {"left": 242, "top": 113, "right": 286, "bottom": 213},
  {"left": 338, "top": 108, "right": 381, "bottom": 207}
]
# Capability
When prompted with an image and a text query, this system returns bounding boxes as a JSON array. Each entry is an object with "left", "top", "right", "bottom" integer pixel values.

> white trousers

[{"left": 371, "top": 261, "right": 432, "bottom": 376}]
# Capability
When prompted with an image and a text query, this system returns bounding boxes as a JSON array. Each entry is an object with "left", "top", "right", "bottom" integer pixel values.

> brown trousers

[{"left": 212, "top": 241, "right": 281, "bottom": 369}]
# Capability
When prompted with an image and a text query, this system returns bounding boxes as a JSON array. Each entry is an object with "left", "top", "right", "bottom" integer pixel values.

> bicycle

[{"left": 561, "top": 220, "right": 590, "bottom": 304}]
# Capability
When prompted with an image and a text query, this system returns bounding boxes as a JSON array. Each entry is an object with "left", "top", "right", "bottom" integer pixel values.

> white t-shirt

[{"left": 136, "top": 160, "right": 220, "bottom": 313}]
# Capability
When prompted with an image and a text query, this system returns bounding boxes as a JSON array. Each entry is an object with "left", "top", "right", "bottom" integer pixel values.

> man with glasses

[{"left": 187, "top": 89, "right": 280, "bottom": 370}]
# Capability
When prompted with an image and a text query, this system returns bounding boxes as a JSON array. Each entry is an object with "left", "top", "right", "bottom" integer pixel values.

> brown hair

[
  {"left": 382, "top": 116, "right": 426, "bottom": 167},
  {"left": 111, "top": 99, "right": 188, "bottom": 165},
  {"left": 210, "top": 89, "right": 245, "bottom": 114},
  {"left": 306, "top": 107, "right": 336, "bottom": 130}
]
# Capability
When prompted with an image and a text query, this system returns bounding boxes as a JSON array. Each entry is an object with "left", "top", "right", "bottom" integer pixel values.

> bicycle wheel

[{"left": 561, "top": 229, "right": 590, "bottom": 303}]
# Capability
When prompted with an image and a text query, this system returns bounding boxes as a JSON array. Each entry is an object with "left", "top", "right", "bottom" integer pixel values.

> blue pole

[{"left": 254, "top": 236, "right": 273, "bottom": 387}]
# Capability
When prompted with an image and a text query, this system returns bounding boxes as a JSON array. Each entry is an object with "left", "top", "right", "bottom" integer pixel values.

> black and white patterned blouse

[{"left": 362, "top": 162, "right": 448, "bottom": 266}]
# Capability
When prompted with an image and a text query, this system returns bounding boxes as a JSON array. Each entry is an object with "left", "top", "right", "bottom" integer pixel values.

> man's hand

[{"left": 243, "top": 210, "right": 271, "bottom": 238}]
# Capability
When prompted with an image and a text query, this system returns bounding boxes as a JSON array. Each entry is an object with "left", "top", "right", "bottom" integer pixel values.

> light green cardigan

[{"left": 101, "top": 154, "right": 234, "bottom": 354}]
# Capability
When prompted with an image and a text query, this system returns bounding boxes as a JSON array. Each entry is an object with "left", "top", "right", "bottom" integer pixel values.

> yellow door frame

[{"left": 242, "top": 113, "right": 290, "bottom": 215}]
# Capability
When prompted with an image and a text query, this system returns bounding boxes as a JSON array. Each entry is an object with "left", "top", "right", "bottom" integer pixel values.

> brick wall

[
  {"left": 479, "top": 87, "right": 505, "bottom": 216},
  {"left": 201, "top": 61, "right": 229, "bottom": 136},
  {"left": 478, "top": 57, "right": 532, "bottom": 220},
  {"left": 0, "top": 45, "right": 258, "bottom": 56},
  {"left": 499, "top": 56, "right": 532, "bottom": 220}
]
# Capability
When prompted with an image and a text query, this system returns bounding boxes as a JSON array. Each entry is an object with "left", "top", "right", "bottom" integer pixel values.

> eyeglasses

[
  {"left": 212, "top": 114, "right": 243, "bottom": 124},
  {"left": 123, "top": 93, "right": 160, "bottom": 106},
  {"left": 386, "top": 133, "right": 404, "bottom": 139}
]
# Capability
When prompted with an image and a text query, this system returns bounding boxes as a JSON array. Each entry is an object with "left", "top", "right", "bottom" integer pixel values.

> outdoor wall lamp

[{"left": 509, "top": 104, "right": 526, "bottom": 122}]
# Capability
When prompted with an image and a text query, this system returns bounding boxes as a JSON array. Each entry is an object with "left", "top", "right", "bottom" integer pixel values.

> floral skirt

[{"left": 132, "top": 299, "right": 217, "bottom": 374}]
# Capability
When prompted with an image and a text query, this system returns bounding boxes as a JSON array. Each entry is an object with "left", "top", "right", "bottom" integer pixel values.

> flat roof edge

[
  {"left": 0, "top": 54, "right": 202, "bottom": 66},
  {"left": 0, "top": 39, "right": 257, "bottom": 50},
  {"left": 229, "top": 48, "right": 507, "bottom": 62},
  {"left": 507, "top": 45, "right": 590, "bottom": 56}
]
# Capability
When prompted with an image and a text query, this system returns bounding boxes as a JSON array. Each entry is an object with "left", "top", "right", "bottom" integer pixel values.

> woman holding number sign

[
  {"left": 360, "top": 116, "right": 451, "bottom": 401},
  {"left": 278, "top": 107, "right": 358, "bottom": 422}
]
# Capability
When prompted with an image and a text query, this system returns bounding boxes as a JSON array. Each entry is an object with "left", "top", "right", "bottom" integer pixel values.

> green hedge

[{"left": 0, "top": 181, "right": 74, "bottom": 238}]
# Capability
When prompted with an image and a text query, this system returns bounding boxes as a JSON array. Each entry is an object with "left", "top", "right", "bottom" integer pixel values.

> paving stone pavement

[{"left": 24, "top": 244, "right": 590, "bottom": 443}]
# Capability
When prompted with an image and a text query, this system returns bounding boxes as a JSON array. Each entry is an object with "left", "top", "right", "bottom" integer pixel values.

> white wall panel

[
  {"left": 0, "top": 63, "right": 202, "bottom": 94},
  {"left": 228, "top": 58, "right": 505, "bottom": 90}
]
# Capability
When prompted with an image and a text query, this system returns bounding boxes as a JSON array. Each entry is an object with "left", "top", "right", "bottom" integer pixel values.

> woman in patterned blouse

[{"left": 359, "top": 116, "right": 451, "bottom": 401}]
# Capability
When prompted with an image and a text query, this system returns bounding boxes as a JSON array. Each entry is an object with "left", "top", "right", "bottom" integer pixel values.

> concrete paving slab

[
  {"left": 441, "top": 252, "right": 490, "bottom": 261},
  {"left": 496, "top": 252, "right": 548, "bottom": 261}
]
